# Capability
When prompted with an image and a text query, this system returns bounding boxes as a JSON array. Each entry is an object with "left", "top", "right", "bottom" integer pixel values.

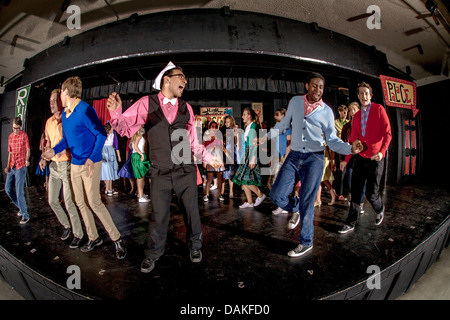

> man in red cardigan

[{"left": 339, "top": 82, "right": 392, "bottom": 234}]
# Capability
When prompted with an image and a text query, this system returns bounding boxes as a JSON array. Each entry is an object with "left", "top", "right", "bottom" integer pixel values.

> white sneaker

[
  {"left": 218, "top": 195, "right": 225, "bottom": 201},
  {"left": 338, "top": 224, "right": 355, "bottom": 234},
  {"left": 239, "top": 202, "right": 254, "bottom": 209},
  {"left": 287, "top": 212, "right": 300, "bottom": 229},
  {"left": 210, "top": 185, "right": 218, "bottom": 190},
  {"left": 272, "top": 207, "right": 288, "bottom": 215},
  {"left": 287, "top": 244, "right": 313, "bottom": 257},
  {"left": 254, "top": 194, "right": 266, "bottom": 207},
  {"left": 138, "top": 196, "right": 150, "bottom": 203},
  {"left": 359, "top": 203, "right": 365, "bottom": 214},
  {"left": 203, "top": 195, "right": 209, "bottom": 202}
]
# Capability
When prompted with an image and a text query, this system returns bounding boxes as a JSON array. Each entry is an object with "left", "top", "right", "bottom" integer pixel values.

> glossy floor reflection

[{"left": 0, "top": 181, "right": 449, "bottom": 300}]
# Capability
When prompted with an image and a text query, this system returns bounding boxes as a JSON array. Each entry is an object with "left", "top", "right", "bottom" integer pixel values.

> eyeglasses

[{"left": 168, "top": 74, "right": 187, "bottom": 82}]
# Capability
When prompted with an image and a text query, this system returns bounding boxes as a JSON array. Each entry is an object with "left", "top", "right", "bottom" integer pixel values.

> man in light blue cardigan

[{"left": 256, "top": 73, "right": 363, "bottom": 258}]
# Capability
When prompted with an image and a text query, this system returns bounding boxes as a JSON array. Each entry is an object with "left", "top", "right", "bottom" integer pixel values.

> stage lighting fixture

[
  {"left": 128, "top": 13, "right": 139, "bottom": 24},
  {"left": 310, "top": 22, "right": 320, "bottom": 32},
  {"left": 62, "top": 36, "right": 70, "bottom": 46},
  {"left": 220, "top": 6, "right": 232, "bottom": 17},
  {"left": 61, "top": 0, "right": 71, "bottom": 12}
]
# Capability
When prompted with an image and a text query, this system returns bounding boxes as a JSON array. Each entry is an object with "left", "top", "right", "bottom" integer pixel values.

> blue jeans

[
  {"left": 5, "top": 166, "right": 29, "bottom": 219},
  {"left": 270, "top": 151, "right": 324, "bottom": 246}
]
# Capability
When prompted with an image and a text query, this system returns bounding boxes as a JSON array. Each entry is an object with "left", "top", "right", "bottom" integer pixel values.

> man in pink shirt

[{"left": 107, "top": 62, "right": 222, "bottom": 273}]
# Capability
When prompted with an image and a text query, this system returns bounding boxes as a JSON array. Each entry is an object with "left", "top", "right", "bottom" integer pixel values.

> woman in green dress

[
  {"left": 232, "top": 107, "right": 267, "bottom": 209},
  {"left": 130, "top": 126, "right": 151, "bottom": 202}
]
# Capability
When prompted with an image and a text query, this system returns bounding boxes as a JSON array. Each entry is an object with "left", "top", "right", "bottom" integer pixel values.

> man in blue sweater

[
  {"left": 43, "top": 76, "right": 126, "bottom": 260},
  {"left": 256, "top": 73, "right": 363, "bottom": 258}
]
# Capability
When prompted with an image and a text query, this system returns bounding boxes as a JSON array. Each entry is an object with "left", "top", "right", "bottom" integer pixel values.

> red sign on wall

[{"left": 380, "top": 75, "right": 419, "bottom": 117}]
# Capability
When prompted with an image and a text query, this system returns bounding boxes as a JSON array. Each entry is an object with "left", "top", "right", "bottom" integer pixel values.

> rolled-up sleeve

[{"left": 109, "top": 96, "right": 149, "bottom": 138}]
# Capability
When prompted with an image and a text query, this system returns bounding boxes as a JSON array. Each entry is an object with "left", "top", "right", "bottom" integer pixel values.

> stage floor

[{"left": 0, "top": 181, "right": 449, "bottom": 301}]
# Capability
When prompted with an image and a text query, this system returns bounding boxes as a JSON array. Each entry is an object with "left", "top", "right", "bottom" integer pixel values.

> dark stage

[{"left": 0, "top": 181, "right": 449, "bottom": 301}]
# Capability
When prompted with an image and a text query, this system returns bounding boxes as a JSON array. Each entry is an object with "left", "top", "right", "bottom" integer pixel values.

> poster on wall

[
  {"left": 15, "top": 84, "right": 31, "bottom": 129},
  {"left": 197, "top": 107, "right": 233, "bottom": 129},
  {"left": 380, "top": 75, "right": 419, "bottom": 118}
]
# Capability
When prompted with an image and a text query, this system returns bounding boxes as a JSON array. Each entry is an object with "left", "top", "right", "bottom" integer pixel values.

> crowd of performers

[{"left": 4, "top": 62, "right": 391, "bottom": 273}]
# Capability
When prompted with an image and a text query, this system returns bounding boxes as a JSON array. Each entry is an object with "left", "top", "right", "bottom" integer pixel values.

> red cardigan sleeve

[
  {"left": 377, "top": 105, "right": 392, "bottom": 157},
  {"left": 344, "top": 103, "right": 391, "bottom": 162}
]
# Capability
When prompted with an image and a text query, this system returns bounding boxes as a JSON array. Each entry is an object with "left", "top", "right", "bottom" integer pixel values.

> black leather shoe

[
  {"left": 69, "top": 237, "right": 82, "bottom": 249},
  {"left": 140, "top": 258, "right": 156, "bottom": 273},
  {"left": 61, "top": 227, "right": 72, "bottom": 241},
  {"left": 114, "top": 239, "right": 127, "bottom": 260},
  {"left": 190, "top": 249, "right": 202, "bottom": 263},
  {"left": 80, "top": 237, "right": 103, "bottom": 252}
]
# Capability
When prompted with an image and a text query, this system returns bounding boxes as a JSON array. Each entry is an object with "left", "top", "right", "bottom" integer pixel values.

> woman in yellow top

[{"left": 314, "top": 144, "right": 338, "bottom": 206}]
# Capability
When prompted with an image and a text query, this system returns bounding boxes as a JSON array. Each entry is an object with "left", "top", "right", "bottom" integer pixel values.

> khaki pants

[
  {"left": 48, "top": 161, "right": 84, "bottom": 238},
  {"left": 71, "top": 161, "right": 121, "bottom": 241}
]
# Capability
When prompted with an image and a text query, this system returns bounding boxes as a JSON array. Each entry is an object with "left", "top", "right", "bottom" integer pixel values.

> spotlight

[
  {"left": 220, "top": 6, "right": 232, "bottom": 17},
  {"left": 425, "top": 0, "right": 441, "bottom": 25},
  {"left": 62, "top": 36, "right": 70, "bottom": 46},
  {"left": 128, "top": 13, "right": 139, "bottom": 24},
  {"left": 406, "top": 66, "right": 412, "bottom": 76},
  {"left": 310, "top": 22, "right": 320, "bottom": 32},
  {"left": 61, "top": 0, "right": 71, "bottom": 12},
  {"left": 425, "top": 0, "right": 437, "bottom": 13}
]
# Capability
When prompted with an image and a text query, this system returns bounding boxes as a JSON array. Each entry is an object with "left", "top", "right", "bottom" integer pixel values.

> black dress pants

[
  {"left": 346, "top": 154, "right": 384, "bottom": 226},
  {"left": 145, "top": 164, "right": 202, "bottom": 259}
]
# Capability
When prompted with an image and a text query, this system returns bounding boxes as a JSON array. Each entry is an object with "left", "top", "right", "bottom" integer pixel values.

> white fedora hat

[{"left": 152, "top": 61, "right": 177, "bottom": 90}]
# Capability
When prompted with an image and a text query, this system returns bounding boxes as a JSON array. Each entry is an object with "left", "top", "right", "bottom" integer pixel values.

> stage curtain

[
  {"left": 81, "top": 77, "right": 305, "bottom": 100},
  {"left": 93, "top": 98, "right": 110, "bottom": 125}
]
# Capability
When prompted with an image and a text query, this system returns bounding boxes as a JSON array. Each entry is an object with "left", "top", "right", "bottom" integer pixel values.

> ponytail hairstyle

[
  {"left": 243, "top": 107, "right": 259, "bottom": 124},
  {"left": 131, "top": 126, "right": 143, "bottom": 144}
]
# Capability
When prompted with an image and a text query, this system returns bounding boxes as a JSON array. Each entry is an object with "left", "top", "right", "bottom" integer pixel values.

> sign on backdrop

[
  {"left": 15, "top": 84, "right": 31, "bottom": 129},
  {"left": 380, "top": 75, "right": 418, "bottom": 117}
]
